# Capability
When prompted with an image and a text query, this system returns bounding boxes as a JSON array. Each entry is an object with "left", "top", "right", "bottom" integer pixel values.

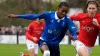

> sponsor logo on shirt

[
  {"left": 82, "top": 26, "right": 94, "bottom": 32},
  {"left": 48, "top": 29, "right": 61, "bottom": 35}
]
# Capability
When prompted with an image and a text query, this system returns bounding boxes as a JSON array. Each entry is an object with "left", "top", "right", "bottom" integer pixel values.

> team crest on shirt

[{"left": 51, "top": 20, "right": 54, "bottom": 23}]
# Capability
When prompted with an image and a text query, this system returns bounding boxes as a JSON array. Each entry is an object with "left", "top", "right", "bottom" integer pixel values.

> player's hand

[
  {"left": 93, "top": 18, "right": 99, "bottom": 26},
  {"left": 70, "top": 36, "right": 76, "bottom": 41},
  {"left": 7, "top": 14, "right": 18, "bottom": 18},
  {"left": 69, "top": 35, "right": 76, "bottom": 41},
  {"left": 32, "top": 37, "right": 38, "bottom": 43}
]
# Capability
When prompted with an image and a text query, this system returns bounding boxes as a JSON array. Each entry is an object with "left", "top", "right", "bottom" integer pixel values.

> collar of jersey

[{"left": 55, "top": 11, "right": 65, "bottom": 20}]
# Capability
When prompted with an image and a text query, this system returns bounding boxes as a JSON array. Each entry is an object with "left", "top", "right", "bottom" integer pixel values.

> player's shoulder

[
  {"left": 64, "top": 16, "right": 72, "bottom": 22},
  {"left": 31, "top": 20, "right": 37, "bottom": 23},
  {"left": 75, "top": 13, "right": 87, "bottom": 16},
  {"left": 76, "top": 13, "right": 88, "bottom": 18},
  {"left": 43, "top": 21, "right": 45, "bottom": 24},
  {"left": 30, "top": 20, "right": 37, "bottom": 25},
  {"left": 41, "top": 21, "right": 45, "bottom": 26},
  {"left": 96, "top": 13, "right": 100, "bottom": 17},
  {"left": 65, "top": 16, "right": 71, "bottom": 20},
  {"left": 95, "top": 13, "right": 100, "bottom": 20},
  {"left": 43, "top": 11, "right": 55, "bottom": 14},
  {"left": 40, "top": 11, "right": 55, "bottom": 16}
]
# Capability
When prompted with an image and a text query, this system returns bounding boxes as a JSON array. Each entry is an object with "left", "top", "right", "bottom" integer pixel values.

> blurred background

[{"left": 0, "top": 0, "right": 100, "bottom": 56}]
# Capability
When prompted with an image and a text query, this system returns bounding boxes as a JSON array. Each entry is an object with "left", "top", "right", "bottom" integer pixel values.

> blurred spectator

[
  {"left": 0, "top": 27, "right": 2, "bottom": 34},
  {"left": 0, "top": 26, "right": 27, "bottom": 35},
  {"left": 5, "top": 27, "right": 12, "bottom": 35}
]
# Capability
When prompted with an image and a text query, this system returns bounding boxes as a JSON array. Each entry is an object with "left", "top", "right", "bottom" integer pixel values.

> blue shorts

[{"left": 38, "top": 39, "right": 60, "bottom": 56}]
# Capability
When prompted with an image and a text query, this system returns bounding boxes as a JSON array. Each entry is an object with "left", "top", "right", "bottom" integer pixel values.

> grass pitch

[{"left": 0, "top": 44, "right": 99, "bottom": 56}]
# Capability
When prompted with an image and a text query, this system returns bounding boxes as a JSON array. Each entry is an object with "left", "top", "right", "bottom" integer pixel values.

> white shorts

[
  {"left": 74, "top": 40, "right": 92, "bottom": 55},
  {"left": 26, "top": 39, "right": 38, "bottom": 54}
]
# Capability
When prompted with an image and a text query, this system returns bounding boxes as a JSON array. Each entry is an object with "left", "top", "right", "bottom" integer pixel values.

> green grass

[{"left": 0, "top": 44, "right": 99, "bottom": 56}]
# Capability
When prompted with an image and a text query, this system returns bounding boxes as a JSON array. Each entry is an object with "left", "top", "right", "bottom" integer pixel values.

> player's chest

[
  {"left": 31, "top": 26, "right": 43, "bottom": 35},
  {"left": 80, "top": 18, "right": 93, "bottom": 25},
  {"left": 32, "top": 25, "right": 44, "bottom": 31},
  {"left": 47, "top": 19, "right": 67, "bottom": 28},
  {"left": 80, "top": 18, "right": 98, "bottom": 32}
]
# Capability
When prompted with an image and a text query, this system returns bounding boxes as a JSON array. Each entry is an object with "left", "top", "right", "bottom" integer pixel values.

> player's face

[
  {"left": 57, "top": 6, "right": 68, "bottom": 19},
  {"left": 87, "top": 4, "right": 97, "bottom": 18}
]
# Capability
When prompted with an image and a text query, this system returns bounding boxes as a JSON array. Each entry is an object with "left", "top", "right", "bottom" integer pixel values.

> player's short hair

[
  {"left": 86, "top": 0, "right": 99, "bottom": 9},
  {"left": 58, "top": 2, "right": 69, "bottom": 8}
]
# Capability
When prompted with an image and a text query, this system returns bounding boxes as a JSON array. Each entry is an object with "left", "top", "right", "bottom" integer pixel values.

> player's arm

[
  {"left": 70, "top": 13, "right": 82, "bottom": 21},
  {"left": 26, "top": 26, "right": 33, "bottom": 41},
  {"left": 67, "top": 18, "right": 77, "bottom": 41},
  {"left": 26, "top": 24, "right": 38, "bottom": 43},
  {"left": 26, "top": 30, "right": 38, "bottom": 43},
  {"left": 8, "top": 14, "right": 41, "bottom": 20},
  {"left": 8, "top": 12, "right": 49, "bottom": 20}
]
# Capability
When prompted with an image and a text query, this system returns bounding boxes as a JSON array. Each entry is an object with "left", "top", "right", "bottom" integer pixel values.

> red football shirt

[
  {"left": 70, "top": 13, "right": 100, "bottom": 47},
  {"left": 26, "top": 20, "right": 45, "bottom": 43}
]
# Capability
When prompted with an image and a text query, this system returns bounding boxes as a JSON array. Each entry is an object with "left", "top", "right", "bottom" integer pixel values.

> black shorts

[{"left": 38, "top": 39, "right": 60, "bottom": 56}]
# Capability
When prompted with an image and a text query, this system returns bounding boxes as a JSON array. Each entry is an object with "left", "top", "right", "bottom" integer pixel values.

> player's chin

[{"left": 60, "top": 15, "right": 65, "bottom": 18}]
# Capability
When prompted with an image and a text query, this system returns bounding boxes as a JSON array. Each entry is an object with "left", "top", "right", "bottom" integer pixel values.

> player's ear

[{"left": 57, "top": 7, "right": 61, "bottom": 12}]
